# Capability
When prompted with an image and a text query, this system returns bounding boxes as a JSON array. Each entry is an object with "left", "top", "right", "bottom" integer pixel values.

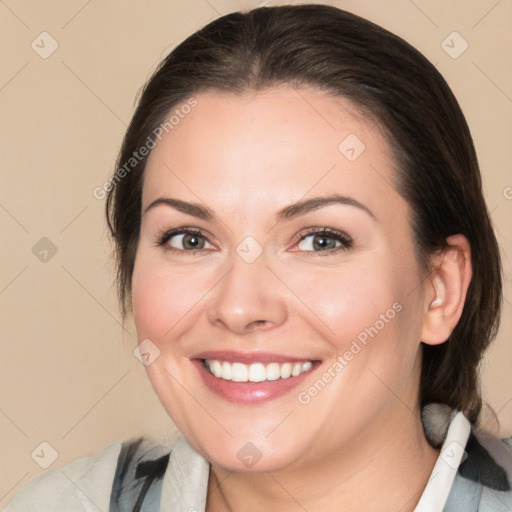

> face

[{"left": 132, "top": 87, "right": 429, "bottom": 472}]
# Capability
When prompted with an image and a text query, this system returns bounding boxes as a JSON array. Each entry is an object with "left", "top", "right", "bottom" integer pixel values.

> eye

[
  {"left": 157, "top": 228, "right": 214, "bottom": 253},
  {"left": 296, "top": 228, "right": 352, "bottom": 254}
]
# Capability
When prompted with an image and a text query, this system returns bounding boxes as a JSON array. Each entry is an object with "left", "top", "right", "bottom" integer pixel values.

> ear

[{"left": 420, "top": 234, "right": 472, "bottom": 346}]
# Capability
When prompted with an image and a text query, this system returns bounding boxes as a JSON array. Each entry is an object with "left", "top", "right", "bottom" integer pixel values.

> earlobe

[{"left": 421, "top": 234, "right": 472, "bottom": 346}]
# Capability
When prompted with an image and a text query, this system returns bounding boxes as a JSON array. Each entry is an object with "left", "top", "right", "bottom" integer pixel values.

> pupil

[
  {"left": 313, "top": 235, "right": 335, "bottom": 250},
  {"left": 183, "top": 234, "right": 204, "bottom": 249}
]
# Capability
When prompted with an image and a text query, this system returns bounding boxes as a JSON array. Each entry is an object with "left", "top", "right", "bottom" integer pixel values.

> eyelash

[
  {"left": 155, "top": 228, "right": 212, "bottom": 256},
  {"left": 155, "top": 227, "right": 353, "bottom": 256},
  {"left": 296, "top": 227, "right": 353, "bottom": 256}
]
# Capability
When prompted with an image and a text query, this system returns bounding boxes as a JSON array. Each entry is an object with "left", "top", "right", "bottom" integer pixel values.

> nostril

[{"left": 248, "top": 320, "right": 269, "bottom": 330}]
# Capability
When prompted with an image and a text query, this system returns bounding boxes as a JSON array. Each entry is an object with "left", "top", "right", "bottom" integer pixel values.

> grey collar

[{"left": 161, "top": 436, "right": 210, "bottom": 512}]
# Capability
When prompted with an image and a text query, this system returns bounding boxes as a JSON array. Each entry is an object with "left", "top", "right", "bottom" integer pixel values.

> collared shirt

[{"left": 4, "top": 409, "right": 512, "bottom": 511}]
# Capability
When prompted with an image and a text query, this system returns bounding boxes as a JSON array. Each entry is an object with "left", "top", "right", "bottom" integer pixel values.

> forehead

[{"left": 142, "top": 86, "right": 403, "bottom": 220}]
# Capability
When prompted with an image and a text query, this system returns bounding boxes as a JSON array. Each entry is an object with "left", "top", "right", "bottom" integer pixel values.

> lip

[
  {"left": 193, "top": 350, "right": 314, "bottom": 364},
  {"left": 192, "top": 351, "right": 320, "bottom": 404}
]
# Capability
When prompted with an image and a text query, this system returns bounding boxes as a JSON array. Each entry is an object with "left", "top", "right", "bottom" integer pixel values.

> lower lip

[{"left": 194, "top": 360, "right": 317, "bottom": 404}]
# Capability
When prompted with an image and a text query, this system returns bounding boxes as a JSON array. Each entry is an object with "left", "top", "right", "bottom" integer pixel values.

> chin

[{"left": 201, "top": 440, "right": 302, "bottom": 473}]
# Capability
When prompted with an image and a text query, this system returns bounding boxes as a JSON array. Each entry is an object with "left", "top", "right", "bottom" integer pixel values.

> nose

[{"left": 206, "top": 255, "right": 288, "bottom": 335}]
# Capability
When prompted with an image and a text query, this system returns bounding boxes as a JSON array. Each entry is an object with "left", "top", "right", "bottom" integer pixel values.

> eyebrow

[
  {"left": 144, "top": 197, "right": 215, "bottom": 220},
  {"left": 276, "top": 194, "right": 375, "bottom": 222},
  {"left": 143, "top": 194, "right": 375, "bottom": 222}
]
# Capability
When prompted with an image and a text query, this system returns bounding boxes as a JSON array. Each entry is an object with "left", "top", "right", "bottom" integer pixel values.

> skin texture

[{"left": 131, "top": 87, "right": 472, "bottom": 511}]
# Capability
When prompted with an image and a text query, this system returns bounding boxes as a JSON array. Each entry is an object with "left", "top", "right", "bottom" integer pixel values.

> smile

[{"left": 204, "top": 359, "right": 314, "bottom": 382}]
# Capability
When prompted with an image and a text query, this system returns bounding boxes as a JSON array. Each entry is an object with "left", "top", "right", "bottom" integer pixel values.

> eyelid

[
  {"left": 291, "top": 226, "right": 353, "bottom": 254},
  {"left": 155, "top": 226, "right": 216, "bottom": 252},
  {"left": 297, "top": 226, "right": 352, "bottom": 241},
  {"left": 155, "top": 226, "right": 353, "bottom": 255}
]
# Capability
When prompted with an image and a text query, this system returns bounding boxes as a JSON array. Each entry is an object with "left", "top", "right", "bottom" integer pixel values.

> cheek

[
  {"left": 287, "top": 258, "right": 423, "bottom": 420},
  {"left": 131, "top": 264, "right": 167, "bottom": 339},
  {"left": 131, "top": 254, "right": 211, "bottom": 342},
  {"left": 282, "top": 250, "right": 423, "bottom": 377},
  {"left": 283, "top": 260, "right": 402, "bottom": 344}
]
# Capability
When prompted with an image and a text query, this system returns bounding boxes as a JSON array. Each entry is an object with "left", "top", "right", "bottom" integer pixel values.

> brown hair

[{"left": 106, "top": 4, "right": 502, "bottom": 424}]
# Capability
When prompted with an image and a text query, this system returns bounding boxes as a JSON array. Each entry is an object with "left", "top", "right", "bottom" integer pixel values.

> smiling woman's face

[{"left": 131, "top": 86, "right": 432, "bottom": 472}]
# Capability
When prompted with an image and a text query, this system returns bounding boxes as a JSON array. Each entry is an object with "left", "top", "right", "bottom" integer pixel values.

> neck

[{"left": 206, "top": 405, "right": 439, "bottom": 512}]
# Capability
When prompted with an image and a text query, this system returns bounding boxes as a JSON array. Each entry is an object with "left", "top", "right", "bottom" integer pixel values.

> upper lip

[{"left": 192, "top": 350, "right": 318, "bottom": 364}]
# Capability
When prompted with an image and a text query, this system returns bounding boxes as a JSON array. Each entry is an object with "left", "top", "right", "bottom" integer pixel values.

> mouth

[
  {"left": 192, "top": 352, "right": 320, "bottom": 404},
  {"left": 203, "top": 359, "right": 314, "bottom": 382}
]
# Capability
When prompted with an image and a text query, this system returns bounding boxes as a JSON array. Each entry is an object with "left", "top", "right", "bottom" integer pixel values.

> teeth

[
  {"left": 280, "top": 362, "right": 292, "bottom": 379},
  {"left": 211, "top": 360, "right": 222, "bottom": 378},
  {"left": 222, "top": 361, "right": 232, "bottom": 380},
  {"left": 249, "top": 363, "right": 266, "bottom": 382},
  {"left": 302, "top": 361, "right": 313, "bottom": 372},
  {"left": 205, "top": 359, "right": 314, "bottom": 382},
  {"left": 291, "top": 363, "right": 302, "bottom": 377},
  {"left": 232, "top": 362, "right": 248, "bottom": 382},
  {"left": 266, "top": 362, "right": 281, "bottom": 381}
]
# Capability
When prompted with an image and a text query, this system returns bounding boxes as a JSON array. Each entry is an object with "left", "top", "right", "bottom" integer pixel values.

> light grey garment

[{"left": 4, "top": 407, "right": 512, "bottom": 511}]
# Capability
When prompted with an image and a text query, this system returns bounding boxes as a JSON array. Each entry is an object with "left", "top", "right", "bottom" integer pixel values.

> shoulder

[
  {"left": 448, "top": 430, "right": 512, "bottom": 510},
  {"left": 3, "top": 438, "right": 164, "bottom": 512},
  {"left": 110, "top": 436, "right": 171, "bottom": 510},
  {"left": 421, "top": 405, "right": 512, "bottom": 510},
  {"left": 465, "top": 430, "right": 512, "bottom": 490}
]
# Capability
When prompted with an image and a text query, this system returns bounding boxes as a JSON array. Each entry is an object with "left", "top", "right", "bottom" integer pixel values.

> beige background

[{"left": 1, "top": 0, "right": 511, "bottom": 505}]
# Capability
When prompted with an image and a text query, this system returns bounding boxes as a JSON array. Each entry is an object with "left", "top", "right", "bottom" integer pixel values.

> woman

[{"left": 5, "top": 4, "right": 511, "bottom": 511}]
